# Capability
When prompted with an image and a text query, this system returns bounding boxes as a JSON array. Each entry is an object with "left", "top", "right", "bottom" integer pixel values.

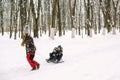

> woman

[{"left": 21, "top": 32, "right": 40, "bottom": 71}]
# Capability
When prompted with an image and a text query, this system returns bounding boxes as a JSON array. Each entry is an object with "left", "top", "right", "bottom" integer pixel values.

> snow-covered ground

[{"left": 0, "top": 32, "right": 120, "bottom": 80}]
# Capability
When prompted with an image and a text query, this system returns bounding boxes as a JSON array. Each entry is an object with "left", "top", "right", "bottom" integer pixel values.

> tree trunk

[
  {"left": 0, "top": 0, "right": 4, "bottom": 35},
  {"left": 98, "top": 0, "right": 101, "bottom": 34},
  {"left": 14, "top": 0, "right": 18, "bottom": 40},
  {"left": 50, "top": 0, "right": 58, "bottom": 39},
  {"left": 84, "top": 0, "right": 92, "bottom": 37},
  {"left": 57, "top": 0, "right": 62, "bottom": 37},
  {"left": 62, "top": 0, "right": 66, "bottom": 35},
  {"left": 103, "top": 0, "right": 111, "bottom": 33},
  {"left": 30, "top": 0, "right": 40, "bottom": 38},
  {"left": 47, "top": 0, "right": 51, "bottom": 37},
  {"left": 101, "top": 0, "right": 111, "bottom": 35},
  {"left": 20, "top": 0, "right": 27, "bottom": 38},
  {"left": 112, "top": 0, "right": 119, "bottom": 35},
  {"left": 10, "top": 0, "right": 14, "bottom": 38},
  {"left": 69, "top": 0, "right": 76, "bottom": 38},
  {"left": 119, "top": 13, "right": 120, "bottom": 32}
]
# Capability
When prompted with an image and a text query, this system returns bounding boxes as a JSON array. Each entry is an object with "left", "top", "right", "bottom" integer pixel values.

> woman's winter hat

[{"left": 24, "top": 25, "right": 30, "bottom": 34}]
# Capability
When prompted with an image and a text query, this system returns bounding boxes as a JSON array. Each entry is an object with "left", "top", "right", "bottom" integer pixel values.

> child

[
  {"left": 21, "top": 26, "right": 40, "bottom": 71},
  {"left": 56, "top": 45, "right": 63, "bottom": 62},
  {"left": 46, "top": 45, "right": 63, "bottom": 63}
]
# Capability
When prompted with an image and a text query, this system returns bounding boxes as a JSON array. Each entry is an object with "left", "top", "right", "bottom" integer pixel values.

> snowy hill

[{"left": 0, "top": 33, "right": 120, "bottom": 80}]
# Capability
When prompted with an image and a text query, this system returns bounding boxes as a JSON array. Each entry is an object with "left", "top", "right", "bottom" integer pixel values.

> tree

[
  {"left": 57, "top": 0, "right": 62, "bottom": 37},
  {"left": 98, "top": 0, "right": 102, "bottom": 34},
  {"left": 111, "top": 0, "right": 119, "bottom": 34},
  {"left": 50, "top": 0, "right": 58, "bottom": 39},
  {"left": 101, "top": 0, "right": 111, "bottom": 35},
  {"left": 69, "top": 0, "right": 76, "bottom": 38},
  {"left": 19, "top": 0, "right": 27, "bottom": 38},
  {"left": 46, "top": 0, "right": 51, "bottom": 36},
  {"left": 30, "top": 0, "right": 41, "bottom": 38},
  {"left": 0, "top": 0, "right": 4, "bottom": 35},
  {"left": 1, "top": 0, "right": 120, "bottom": 39},
  {"left": 14, "top": 0, "right": 19, "bottom": 39},
  {"left": 10, "top": 0, "right": 14, "bottom": 38},
  {"left": 119, "top": 7, "right": 120, "bottom": 32},
  {"left": 84, "top": 0, "right": 92, "bottom": 37},
  {"left": 61, "top": 0, "right": 66, "bottom": 35}
]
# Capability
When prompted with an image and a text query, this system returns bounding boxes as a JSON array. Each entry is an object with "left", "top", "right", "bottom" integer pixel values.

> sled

[{"left": 46, "top": 59, "right": 64, "bottom": 64}]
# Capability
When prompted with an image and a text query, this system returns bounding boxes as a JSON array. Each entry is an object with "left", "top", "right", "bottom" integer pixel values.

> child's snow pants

[{"left": 26, "top": 53, "right": 39, "bottom": 68}]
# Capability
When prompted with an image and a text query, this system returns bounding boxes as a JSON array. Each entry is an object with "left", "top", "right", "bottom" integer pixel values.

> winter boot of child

[
  {"left": 46, "top": 59, "right": 51, "bottom": 63},
  {"left": 31, "top": 67, "right": 36, "bottom": 71},
  {"left": 37, "top": 63, "right": 40, "bottom": 69}
]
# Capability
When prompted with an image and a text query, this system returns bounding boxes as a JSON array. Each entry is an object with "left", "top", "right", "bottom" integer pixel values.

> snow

[{"left": 0, "top": 32, "right": 120, "bottom": 80}]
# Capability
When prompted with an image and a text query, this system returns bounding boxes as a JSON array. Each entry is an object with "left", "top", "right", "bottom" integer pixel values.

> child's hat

[
  {"left": 24, "top": 25, "right": 30, "bottom": 34},
  {"left": 58, "top": 45, "right": 61, "bottom": 48}
]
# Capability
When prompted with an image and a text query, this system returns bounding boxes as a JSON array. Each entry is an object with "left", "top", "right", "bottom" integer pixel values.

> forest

[{"left": 0, "top": 0, "right": 120, "bottom": 39}]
